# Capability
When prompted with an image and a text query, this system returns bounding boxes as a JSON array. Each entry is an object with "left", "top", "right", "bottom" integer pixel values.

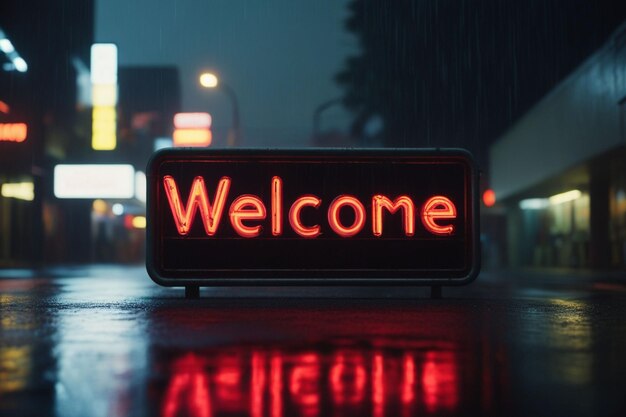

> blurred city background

[
  {"left": 3, "top": 2, "right": 626, "bottom": 417},
  {"left": 2, "top": 1, "right": 626, "bottom": 272}
]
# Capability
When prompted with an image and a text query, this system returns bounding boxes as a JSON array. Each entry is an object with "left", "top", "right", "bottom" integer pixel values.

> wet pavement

[{"left": 1, "top": 265, "right": 626, "bottom": 417}]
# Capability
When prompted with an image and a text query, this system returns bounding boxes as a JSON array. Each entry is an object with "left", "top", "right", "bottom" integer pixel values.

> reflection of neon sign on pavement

[{"left": 161, "top": 345, "right": 459, "bottom": 417}]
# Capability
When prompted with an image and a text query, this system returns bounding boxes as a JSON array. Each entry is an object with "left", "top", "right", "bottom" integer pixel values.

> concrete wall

[{"left": 490, "top": 25, "right": 626, "bottom": 200}]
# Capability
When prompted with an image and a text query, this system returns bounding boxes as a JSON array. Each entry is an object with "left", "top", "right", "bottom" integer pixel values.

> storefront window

[{"left": 519, "top": 192, "right": 590, "bottom": 268}]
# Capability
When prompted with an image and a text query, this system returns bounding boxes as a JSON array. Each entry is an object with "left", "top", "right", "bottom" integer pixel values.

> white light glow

[
  {"left": 519, "top": 198, "right": 549, "bottom": 210},
  {"left": 112, "top": 203, "right": 124, "bottom": 216},
  {"left": 1, "top": 182, "right": 34, "bottom": 201},
  {"left": 199, "top": 72, "right": 218, "bottom": 88},
  {"left": 90, "top": 43, "right": 118, "bottom": 150},
  {"left": 13, "top": 57, "right": 27, "bottom": 72},
  {"left": 90, "top": 44, "right": 118, "bottom": 85},
  {"left": 135, "top": 171, "right": 146, "bottom": 203},
  {"left": 549, "top": 189, "right": 581, "bottom": 205},
  {"left": 91, "top": 84, "right": 118, "bottom": 106},
  {"left": 54, "top": 164, "right": 134, "bottom": 199},
  {"left": 0, "top": 38, "right": 14, "bottom": 54},
  {"left": 173, "top": 112, "right": 212, "bottom": 129}
]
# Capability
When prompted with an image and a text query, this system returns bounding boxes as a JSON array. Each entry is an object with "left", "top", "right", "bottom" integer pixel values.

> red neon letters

[
  {"left": 271, "top": 176, "right": 283, "bottom": 236},
  {"left": 421, "top": 196, "right": 457, "bottom": 235},
  {"left": 289, "top": 196, "right": 322, "bottom": 238},
  {"left": 229, "top": 195, "right": 266, "bottom": 238},
  {"left": 372, "top": 195, "right": 415, "bottom": 236},
  {"left": 163, "top": 176, "right": 457, "bottom": 237},
  {"left": 163, "top": 176, "right": 230, "bottom": 236},
  {"left": 328, "top": 196, "right": 366, "bottom": 237}
]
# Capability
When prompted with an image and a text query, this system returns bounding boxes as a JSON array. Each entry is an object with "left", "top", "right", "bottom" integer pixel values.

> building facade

[{"left": 490, "top": 23, "right": 626, "bottom": 269}]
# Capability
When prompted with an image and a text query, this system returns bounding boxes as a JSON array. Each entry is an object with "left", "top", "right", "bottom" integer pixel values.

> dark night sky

[{"left": 96, "top": 0, "right": 626, "bottom": 157}]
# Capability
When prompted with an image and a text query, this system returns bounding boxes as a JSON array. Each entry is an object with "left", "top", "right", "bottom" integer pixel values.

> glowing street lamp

[
  {"left": 199, "top": 72, "right": 218, "bottom": 88},
  {"left": 198, "top": 71, "right": 240, "bottom": 146}
]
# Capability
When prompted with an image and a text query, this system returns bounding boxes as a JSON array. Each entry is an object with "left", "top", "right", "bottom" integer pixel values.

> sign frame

[{"left": 146, "top": 148, "right": 480, "bottom": 288}]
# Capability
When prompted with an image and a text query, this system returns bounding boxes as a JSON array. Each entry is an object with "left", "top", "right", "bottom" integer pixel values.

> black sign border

[{"left": 146, "top": 148, "right": 480, "bottom": 287}]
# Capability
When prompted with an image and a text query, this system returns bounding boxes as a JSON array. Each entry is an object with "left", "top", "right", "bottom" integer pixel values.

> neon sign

[
  {"left": 147, "top": 149, "right": 479, "bottom": 286},
  {"left": 162, "top": 175, "right": 457, "bottom": 238}
]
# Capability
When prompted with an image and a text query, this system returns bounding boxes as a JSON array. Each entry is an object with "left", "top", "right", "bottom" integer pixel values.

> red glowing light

[
  {"left": 372, "top": 352, "right": 384, "bottom": 417},
  {"left": 0, "top": 123, "right": 27, "bottom": 142},
  {"left": 229, "top": 195, "right": 267, "bottom": 238},
  {"left": 421, "top": 196, "right": 457, "bottom": 235},
  {"left": 163, "top": 176, "right": 231, "bottom": 235},
  {"left": 0, "top": 100, "right": 10, "bottom": 114},
  {"left": 328, "top": 196, "right": 366, "bottom": 238},
  {"left": 270, "top": 355, "right": 283, "bottom": 417},
  {"left": 159, "top": 345, "right": 463, "bottom": 417},
  {"left": 401, "top": 354, "right": 415, "bottom": 405},
  {"left": 251, "top": 352, "right": 266, "bottom": 417},
  {"left": 422, "top": 351, "right": 458, "bottom": 412},
  {"left": 288, "top": 195, "right": 322, "bottom": 238},
  {"left": 372, "top": 195, "right": 415, "bottom": 236},
  {"left": 482, "top": 189, "right": 496, "bottom": 207},
  {"left": 289, "top": 353, "right": 320, "bottom": 415},
  {"left": 162, "top": 175, "right": 461, "bottom": 239},
  {"left": 214, "top": 356, "right": 244, "bottom": 411},
  {"left": 271, "top": 176, "right": 283, "bottom": 236},
  {"left": 123, "top": 214, "right": 134, "bottom": 229},
  {"left": 163, "top": 354, "right": 212, "bottom": 417},
  {"left": 330, "top": 352, "right": 367, "bottom": 405}
]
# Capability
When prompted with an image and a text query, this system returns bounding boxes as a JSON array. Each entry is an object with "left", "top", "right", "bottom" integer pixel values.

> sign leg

[
  {"left": 430, "top": 286, "right": 442, "bottom": 299},
  {"left": 185, "top": 285, "right": 200, "bottom": 299}
]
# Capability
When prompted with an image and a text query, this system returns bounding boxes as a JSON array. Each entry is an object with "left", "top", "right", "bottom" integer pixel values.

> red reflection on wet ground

[
  {"left": 422, "top": 350, "right": 458, "bottom": 412},
  {"left": 289, "top": 353, "right": 320, "bottom": 416},
  {"left": 159, "top": 342, "right": 461, "bottom": 417},
  {"left": 402, "top": 353, "right": 416, "bottom": 405},
  {"left": 270, "top": 354, "right": 283, "bottom": 417},
  {"left": 163, "top": 354, "right": 212, "bottom": 417},
  {"left": 251, "top": 352, "right": 266, "bottom": 417},
  {"left": 372, "top": 352, "right": 384, "bottom": 417},
  {"left": 329, "top": 350, "right": 367, "bottom": 406},
  {"left": 213, "top": 354, "right": 245, "bottom": 412}
]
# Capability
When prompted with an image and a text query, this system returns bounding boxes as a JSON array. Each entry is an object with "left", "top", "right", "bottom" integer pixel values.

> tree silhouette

[{"left": 337, "top": 0, "right": 626, "bottom": 166}]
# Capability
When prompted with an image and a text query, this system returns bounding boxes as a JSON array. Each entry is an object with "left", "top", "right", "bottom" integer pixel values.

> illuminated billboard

[
  {"left": 54, "top": 164, "right": 135, "bottom": 199},
  {"left": 173, "top": 112, "right": 212, "bottom": 147},
  {"left": 1, "top": 182, "right": 34, "bottom": 201},
  {"left": 147, "top": 149, "right": 479, "bottom": 286},
  {"left": 0, "top": 123, "right": 27, "bottom": 142},
  {"left": 90, "top": 43, "right": 118, "bottom": 150}
]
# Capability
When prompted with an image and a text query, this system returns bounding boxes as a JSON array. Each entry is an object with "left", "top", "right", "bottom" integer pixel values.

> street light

[
  {"left": 199, "top": 72, "right": 218, "bottom": 88},
  {"left": 199, "top": 71, "right": 240, "bottom": 147}
]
